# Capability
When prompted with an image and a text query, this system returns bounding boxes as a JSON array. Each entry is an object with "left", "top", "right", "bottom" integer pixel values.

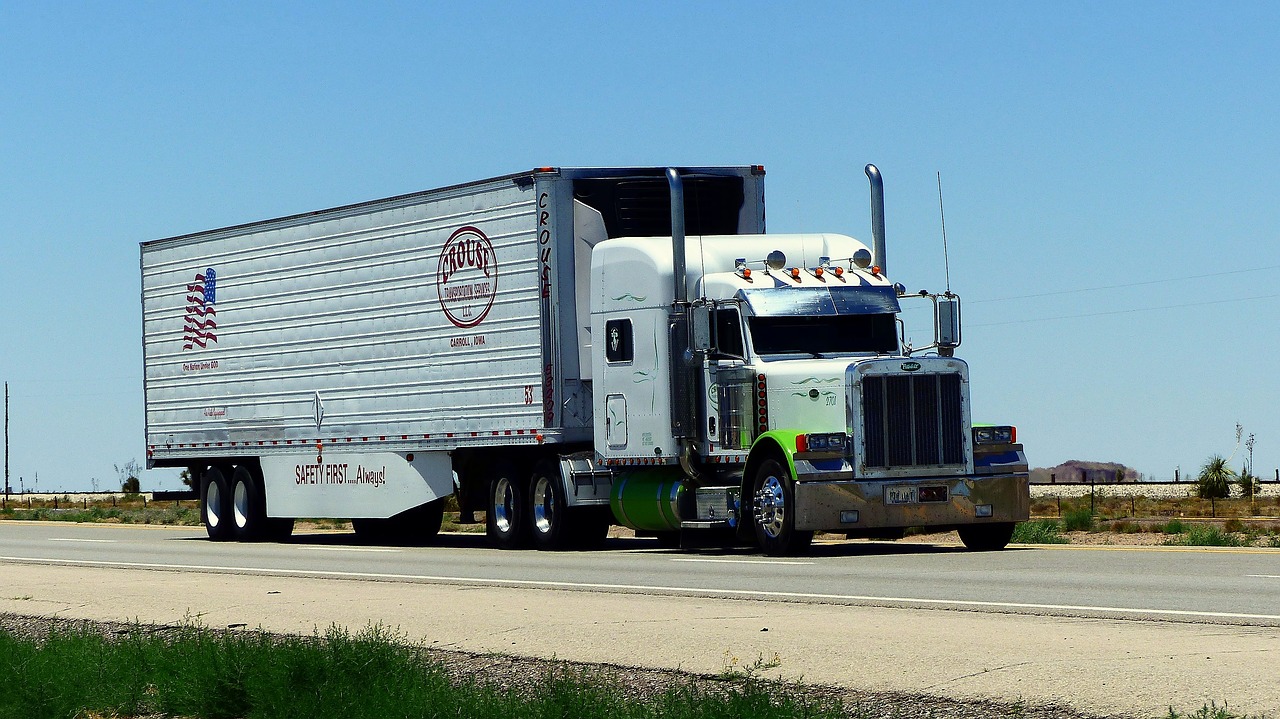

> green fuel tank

[{"left": 610, "top": 470, "right": 684, "bottom": 532}]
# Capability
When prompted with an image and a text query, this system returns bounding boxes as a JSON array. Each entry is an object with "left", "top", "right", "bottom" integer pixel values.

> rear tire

[
  {"left": 958, "top": 522, "right": 1016, "bottom": 551},
  {"left": 530, "top": 460, "right": 572, "bottom": 550},
  {"left": 230, "top": 466, "right": 266, "bottom": 542},
  {"left": 487, "top": 464, "right": 530, "bottom": 549},
  {"left": 750, "top": 458, "right": 813, "bottom": 556},
  {"left": 201, "top": 467, "right": 233, "bottom": 542}
]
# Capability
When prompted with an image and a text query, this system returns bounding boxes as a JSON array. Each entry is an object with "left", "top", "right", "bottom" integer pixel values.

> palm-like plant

[{"left": 1196, "top": 454, "right": 1236, "bottom": 499}]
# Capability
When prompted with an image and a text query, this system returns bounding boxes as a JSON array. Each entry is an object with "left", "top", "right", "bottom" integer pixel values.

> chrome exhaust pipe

[
  {"left": 864, "top": 164, "right": 886, "bottom": 274},
  {"left": 666, "top": 167, "right": 687, "bottom": 304}
]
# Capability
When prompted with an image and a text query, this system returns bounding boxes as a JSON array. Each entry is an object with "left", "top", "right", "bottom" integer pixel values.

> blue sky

[{"left": 2, "top": 2, "right": 1277, "bottom": 492}]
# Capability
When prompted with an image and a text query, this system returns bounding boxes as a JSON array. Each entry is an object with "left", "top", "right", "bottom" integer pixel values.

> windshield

[{"left": 748, "top": 313, "right": 899, "bottom": 356}]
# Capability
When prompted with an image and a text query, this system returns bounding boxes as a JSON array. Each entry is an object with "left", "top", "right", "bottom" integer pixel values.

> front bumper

[{"left": 793, "top": 472, "right": 1030, "bottom": 532}]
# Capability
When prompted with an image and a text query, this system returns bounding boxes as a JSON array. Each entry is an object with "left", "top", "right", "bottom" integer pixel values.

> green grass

[
  {"left": 0, "top": 623, "right": 848, "bottom": 719},
  {"left": 1011, "top": 519, "right": 1069, "bottom": 544},
  {"left": 1162, "top": 525, "right": 1247, "bottom": 547},
  {"left": 0, "top": 504, "right": 201, "bottom": 526},
  {"left": 1166, "top": 700, "right": 1272, "bottom": 719},
  {"left": 1061, "top": 507, "right": 1096, "bottom": 532}
]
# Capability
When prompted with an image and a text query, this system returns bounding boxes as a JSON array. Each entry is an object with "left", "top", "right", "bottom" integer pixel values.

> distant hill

[{"left": 1030, "top": 460, "right": 1138, "bottom": 484}]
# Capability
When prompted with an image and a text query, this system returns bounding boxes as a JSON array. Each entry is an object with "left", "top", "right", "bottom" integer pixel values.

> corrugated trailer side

[{"left": 142, "top": 174, "right": 557, "bottom": 463}]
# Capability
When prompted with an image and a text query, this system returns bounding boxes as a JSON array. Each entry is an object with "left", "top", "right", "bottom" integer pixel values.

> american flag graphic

[{"left": 183, "top": 268, "right": 218, "bottom": 350}]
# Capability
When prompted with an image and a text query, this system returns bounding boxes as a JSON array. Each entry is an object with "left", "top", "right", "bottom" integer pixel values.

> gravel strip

[{"left": 0, "top": 613, "right": 1125, "bottom": 719}]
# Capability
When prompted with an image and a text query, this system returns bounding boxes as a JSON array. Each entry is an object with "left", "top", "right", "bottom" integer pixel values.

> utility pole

[{"left": 4, "top": 381, "right": 9, "bottom": 501}]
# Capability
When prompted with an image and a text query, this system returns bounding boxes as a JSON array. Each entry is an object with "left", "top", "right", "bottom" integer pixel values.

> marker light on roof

[{"left": 790, "top": 267, "right": 801, "bottom": 280}]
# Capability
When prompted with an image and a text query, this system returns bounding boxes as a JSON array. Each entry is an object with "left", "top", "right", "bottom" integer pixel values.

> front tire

[
  {"left": 958, "top": 522, "right": 1016, "bottom": 551},
  {"left": 750, "top": 458, "right": 812, "bottom": 556},
  {"left": 201, "top": 466, "right": 233, "bottom": 542}
]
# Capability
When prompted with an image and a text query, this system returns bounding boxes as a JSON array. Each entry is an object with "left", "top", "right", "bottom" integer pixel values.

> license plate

[{"left": 885, "top": 485, "right": 918, "bottom": 504}]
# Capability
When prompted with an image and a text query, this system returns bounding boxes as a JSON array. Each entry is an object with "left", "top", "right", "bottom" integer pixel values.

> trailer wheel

[
  {"left": 230, "top": 466, "right": 267, "bottom": 541},
  {"left": 958, "top": 522, "right": 1015, "bottom": 551},
  {"left": 750, "top": 458, "right": 813, "bottom": 556},
  {"left": 200, "top": 467, "right": 233, "bottom": 542},
  {"left": 487, "top": 465, "right": 530, "bottom": 549}
]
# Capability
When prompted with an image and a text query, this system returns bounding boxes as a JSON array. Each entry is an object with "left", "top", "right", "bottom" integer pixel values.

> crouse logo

[
  {"left": 437, "top": 226, "right": 497, "bottom": 328},
  {"left": 183, "top": 268, "right": 218, "bottom": 350}
]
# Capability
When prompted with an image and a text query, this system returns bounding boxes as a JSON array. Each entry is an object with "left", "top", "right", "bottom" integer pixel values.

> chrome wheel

[
  {"left": 533, "top": 475, "right": 555, "bottom": 535},
  {"left": 493, "top": 476, "right": 516, "bottom": 534},
  {"left": 753, "top": 474, "right": 786, "bottom": 539}
]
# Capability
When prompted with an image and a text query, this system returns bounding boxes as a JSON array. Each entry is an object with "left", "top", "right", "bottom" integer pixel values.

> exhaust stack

[
  {"left": 864, "top": 164, "right": 886, "bottom": 274},
  {"left": 666, "top": 168, "right": 687, "bottom": 304}
]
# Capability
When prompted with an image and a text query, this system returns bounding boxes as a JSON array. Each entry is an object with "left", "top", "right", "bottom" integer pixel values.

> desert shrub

[
  {"left": 1165, "top": 525, "right": 1245, "bottom": 547},
  {"left": 1061, "top": 507, "right": 1095, "bottom": 532},
  {"left": 1161, "top": 519, "right": 1188, "bottom": 534},
  {"left": 1222, "top": 518, "right": 1245, "bottom": 534},
  {"left": 1011, "top": 519, "right": 1067, "bottom": 544}
]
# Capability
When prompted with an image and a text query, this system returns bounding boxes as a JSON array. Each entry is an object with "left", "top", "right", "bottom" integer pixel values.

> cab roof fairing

[{"left": 590, "top": 232, "right": 879, "bottom": 308}]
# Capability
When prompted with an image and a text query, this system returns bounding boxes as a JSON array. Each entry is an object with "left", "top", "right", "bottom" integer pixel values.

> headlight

[
  {"left": 797, "top": 432, "right": 847, "bottom": 453},
  {"left": 973, "top": 426, "right": 1016, "bottom": 445}
]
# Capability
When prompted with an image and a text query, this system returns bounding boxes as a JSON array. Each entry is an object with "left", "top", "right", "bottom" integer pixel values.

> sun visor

[{"left": 736, "top": 284, "right": 901, "bottom": 316}]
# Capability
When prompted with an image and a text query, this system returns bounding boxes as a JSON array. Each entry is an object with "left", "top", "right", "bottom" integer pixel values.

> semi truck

[{"left": 141, "top": 164, "right": 1028, "bottom": 555}]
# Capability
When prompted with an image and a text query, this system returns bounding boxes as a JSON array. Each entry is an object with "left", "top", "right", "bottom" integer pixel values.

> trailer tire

[
  {"left": 958, "top": 522, "right": 1015, "bottom": 551},
  {"left": 201, "top": 467, "right": 233, "bottom": 542},
  {"left": 230, "top": 466, "right": 268, "bottom": 541},
  {"left": 750, "top": 458, "right": 812, "bottom": 556},
  {"left": 487, "top": 465, "right": 530, "bottom": 549}
]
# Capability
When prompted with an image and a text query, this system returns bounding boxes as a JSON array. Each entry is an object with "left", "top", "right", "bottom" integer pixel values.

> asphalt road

[
  {"left": 2, "top": 520, "right": 1279, "bottom": 717},
  {"left": 1, "top": 521, "right": 1278, "bottom": 624}
]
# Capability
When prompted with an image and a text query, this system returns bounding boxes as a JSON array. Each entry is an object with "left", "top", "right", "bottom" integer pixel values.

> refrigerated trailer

[{"left": 142, "top": 164, "right": 1028, "bottom": 554}]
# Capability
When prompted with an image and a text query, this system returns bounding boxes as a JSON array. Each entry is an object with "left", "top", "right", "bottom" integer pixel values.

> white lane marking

[
  {"left": 48, "top": 538, "right": 116, "bottom": 543},
  {"left": 300, "top": 546, "right": 402, "bottom": 554},
  {"left": 671, "top": 558, "right": 814, "bottom": 566},
  {"left": 3, "top": 555, "right": 1279, "bottom": 623},
  {"left": 1247, "top": 574, "right": 1280, "bottom": 579}
]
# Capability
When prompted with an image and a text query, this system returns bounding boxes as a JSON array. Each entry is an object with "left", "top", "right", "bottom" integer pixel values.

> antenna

[{"left": 936, "top": 172, "right": 952, "bottom": 294}]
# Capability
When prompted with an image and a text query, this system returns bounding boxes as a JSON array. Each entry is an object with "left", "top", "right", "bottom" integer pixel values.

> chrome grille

[{"left": 861, "top": 373, "right": 964, "bottom": 468}]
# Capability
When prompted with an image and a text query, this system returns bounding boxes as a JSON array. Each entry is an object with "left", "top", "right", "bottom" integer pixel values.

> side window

[
  {"left": 605, "top": 318, "right": 633, "bottom": 363},
  {"left": 712, "top": 308, "right": 745, "bottom": 359}
]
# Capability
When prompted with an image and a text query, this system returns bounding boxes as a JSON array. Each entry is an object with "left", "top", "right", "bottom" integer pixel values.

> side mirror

[
  {"left": 936, "top": 295, "right": 961, "bottom": 353},
  {"left": 690, "top": 304, "right": 712, "bottom": 353}
]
